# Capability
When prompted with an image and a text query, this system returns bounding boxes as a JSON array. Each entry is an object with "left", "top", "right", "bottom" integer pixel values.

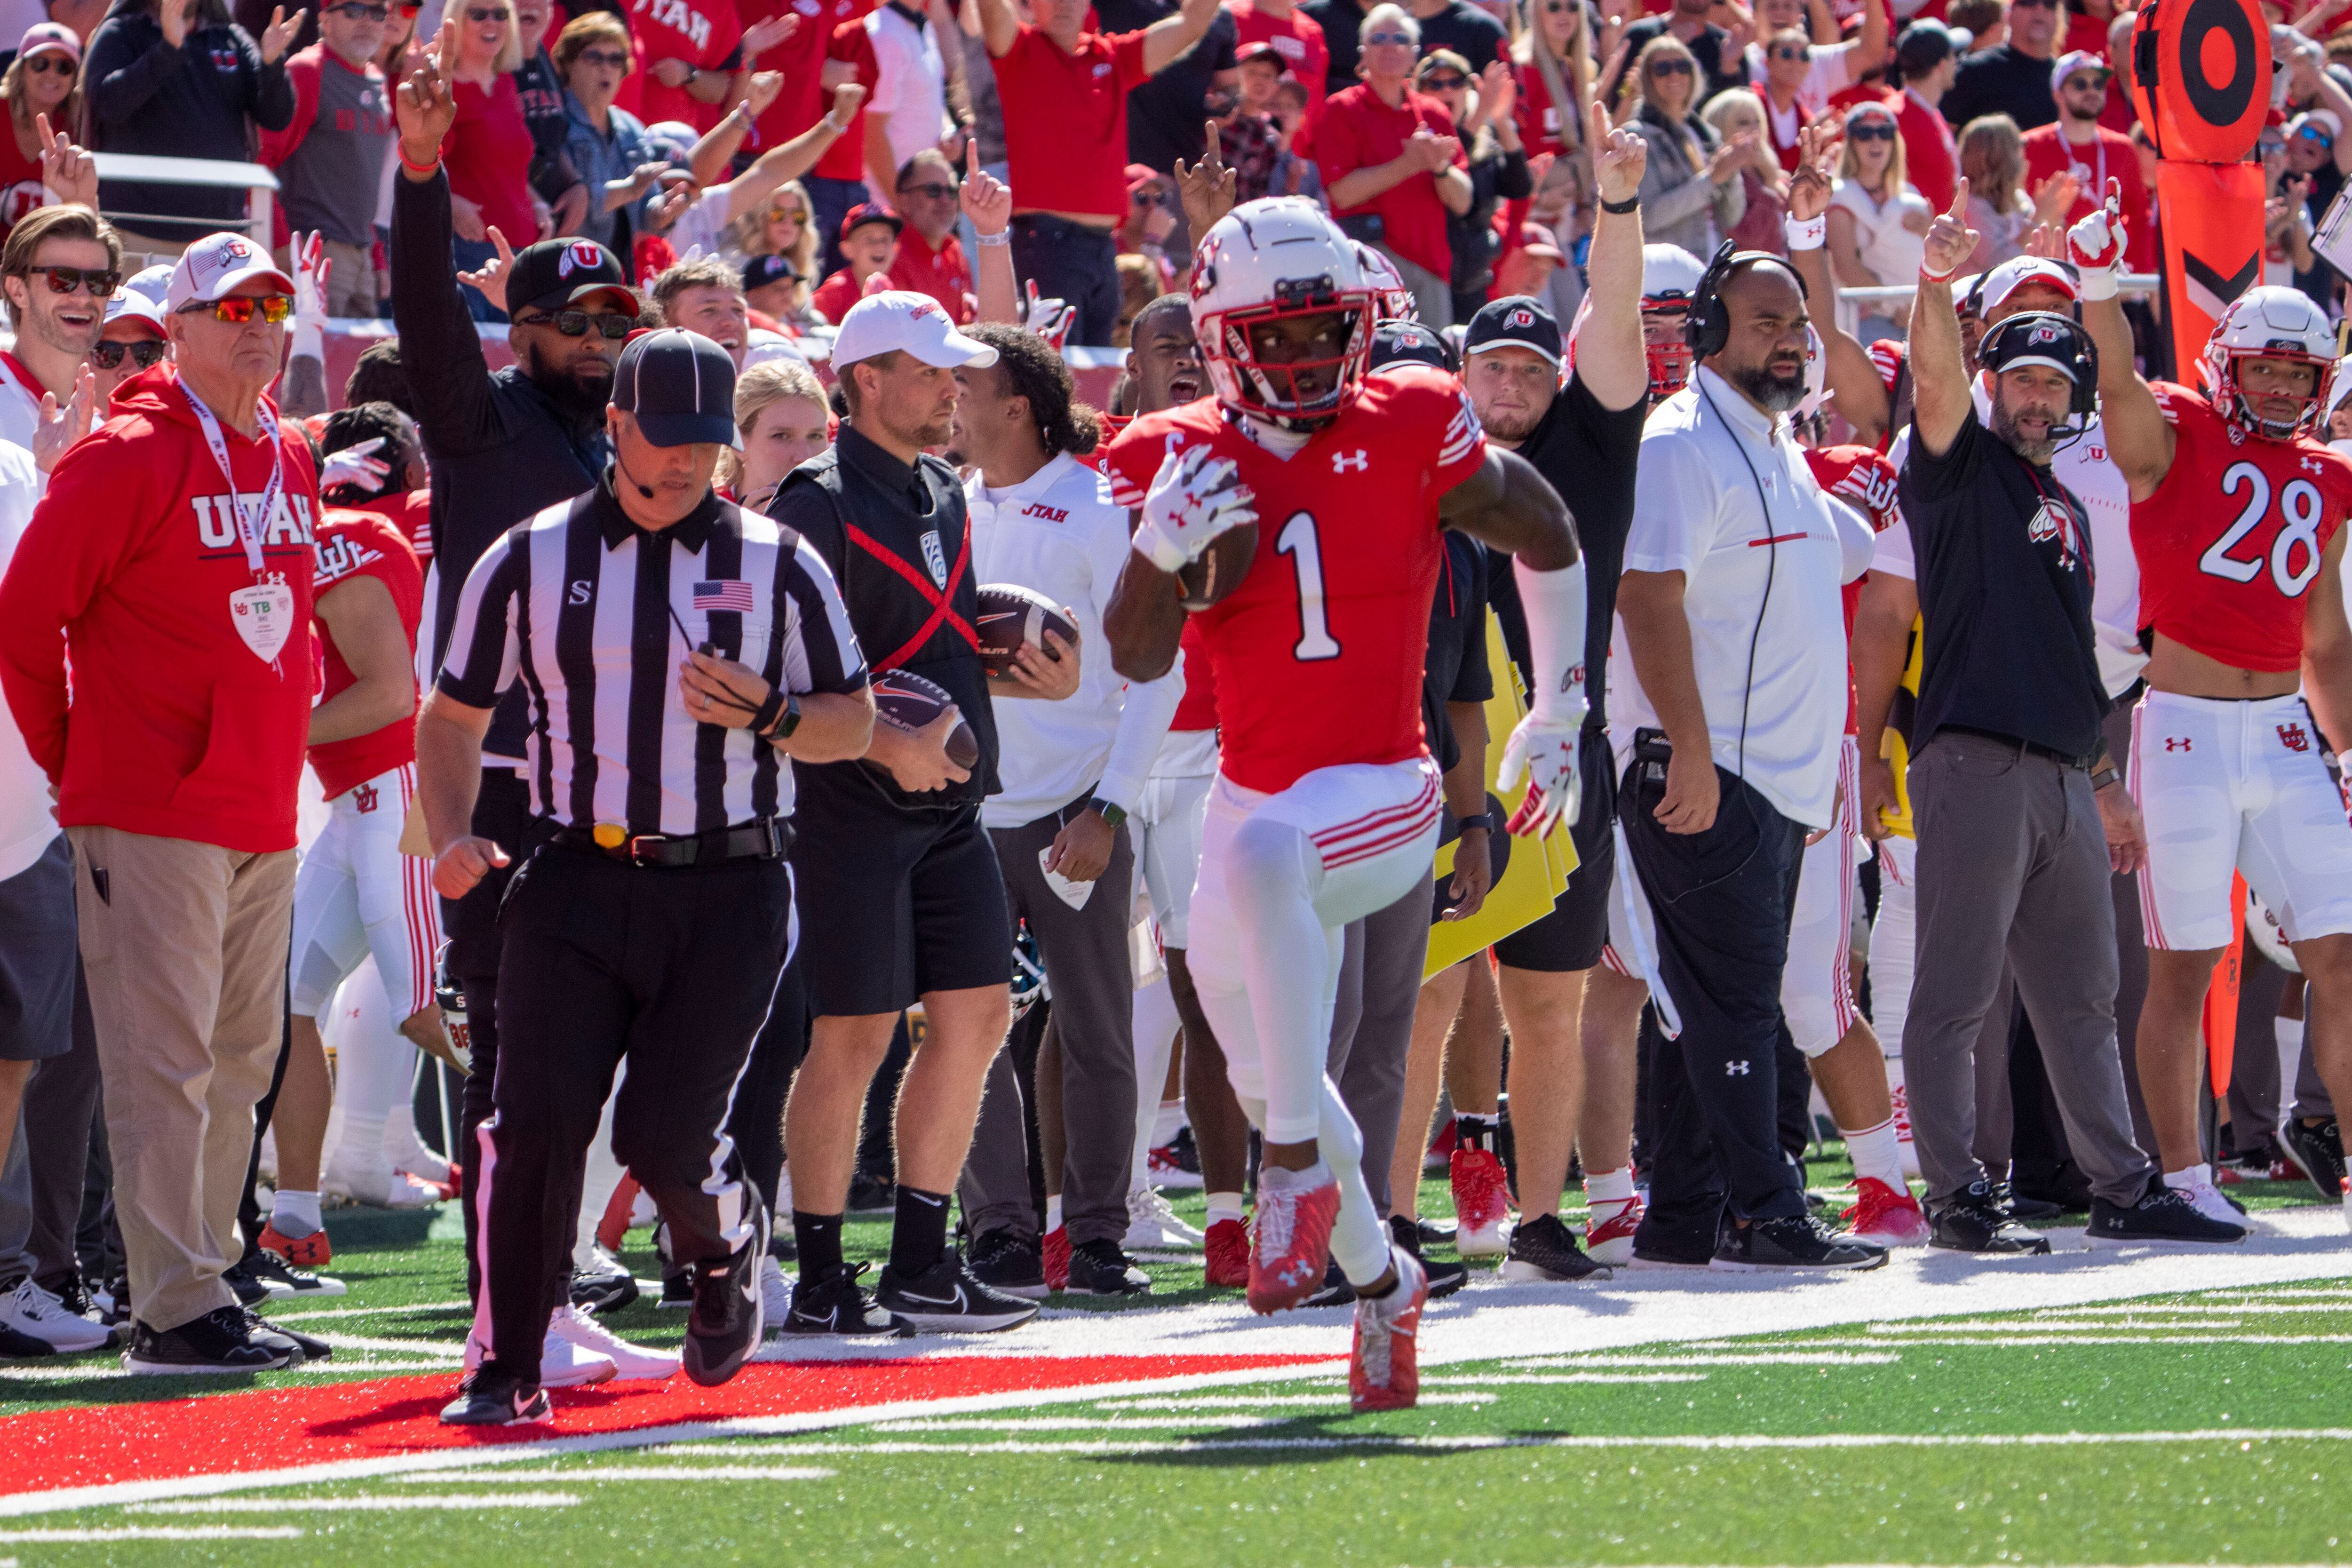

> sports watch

[{"left": 1089, "top": 798, "right": 1128, "bottom": 828}]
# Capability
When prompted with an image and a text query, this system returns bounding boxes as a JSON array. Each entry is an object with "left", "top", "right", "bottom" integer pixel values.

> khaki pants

[{"left": 67, "top": 826, "right": 294, "bottom": 1333}]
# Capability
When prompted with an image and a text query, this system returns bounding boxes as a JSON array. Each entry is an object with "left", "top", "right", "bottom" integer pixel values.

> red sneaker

[
  {"left": 1042, "top": 1225, "right": 1071, "bottom": 1293},
  {"left": 1349, "top": 1248, "right": 1428, "bottom": 1413},
  {"left": 1583, "top": 1192, "right": 1644, "bottom": 1266},
  {"left": 257, "top": 1220, "right": 331, "bottom": 1269},
  {"left": 1247, "top": 1174, "right": 1339, "bottom": 1314},
  {"left": 1841, "top": 1176, "right": 1930, "bottom": 1248},
  {"left": 1449, "top": 1147, "right": 1513, "bottom": 1258},
  {"left": 1203, "top": 1217, "right": 1249, "bottom": 1288}
]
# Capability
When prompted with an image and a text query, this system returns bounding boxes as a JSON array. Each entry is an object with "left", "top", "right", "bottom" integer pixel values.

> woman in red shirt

[
  {"left": 0, "top": 24, "right": 85, "bottom": 243},
  {"left": 440, "top": 4, "right": 544, "bottom": 319}
]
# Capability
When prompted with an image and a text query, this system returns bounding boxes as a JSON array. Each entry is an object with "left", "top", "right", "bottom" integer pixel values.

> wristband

[
  {"left": 1599, "top": 192, "right": 1639, "bottom": 215},
  {"left": 1784, "top": 212, "right": 1825, "bottom": 251},
  {"left": 749, "top": 687, "right": 787, "bottom": 735},
  {"left": 2090, "top": 765, "right": 2120, "bottom": 791},
  {"left": 2078, "top": 264, "right": 2118, "bottom": 302},
  {"left": 1918, "top": 263, "right": 1959, "bottom": 285},
  {"left": 976, "top": 228, "right": 1010, "bottom": 247},
  {"left": 398, "top": 148, "right": 443, "bottom": 177}
]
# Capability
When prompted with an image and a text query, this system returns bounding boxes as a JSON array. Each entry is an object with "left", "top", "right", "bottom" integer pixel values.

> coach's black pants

[
  {"left": 1621, "top": 762, "right": 1811, "bottom": 1250},
  {"left": 477, "top": 843, "right": 789, "bottom": 1386},
  {"left": 445, "top": 769, "right": 534, "bottom": 1303}
]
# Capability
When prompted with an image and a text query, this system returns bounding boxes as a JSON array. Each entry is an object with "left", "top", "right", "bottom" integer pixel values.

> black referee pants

[
  {"left": 477, "top": 843, "right": 792, "bottom": 1385},
  {"left": 447, "top": 769, "right": 534, "bottom": 1304},
  {"left": 1621, "top": 761, "right": 1811, "bottom": 1249}
]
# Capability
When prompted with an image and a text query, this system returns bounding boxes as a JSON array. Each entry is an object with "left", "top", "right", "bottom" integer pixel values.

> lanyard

[{"left": 182, "top": 376, "right": 286, "bottom": 583}]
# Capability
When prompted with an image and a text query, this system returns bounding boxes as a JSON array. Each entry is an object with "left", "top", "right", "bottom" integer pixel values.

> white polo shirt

[
  {"left": 1875, "top": 380, "right": 2144, "bottom": 698},
  {"left": 0, "top": 440, "right": 59, "bottom": 881},
  {"left": 1616, "top": 366, "right": 1857, "bottom": 829},
  {"left": 866, "top": 4, "right": 951, "bottom": 187},
  {"left": 968, "top": 451, "right": 1184, "bottom": 829}
]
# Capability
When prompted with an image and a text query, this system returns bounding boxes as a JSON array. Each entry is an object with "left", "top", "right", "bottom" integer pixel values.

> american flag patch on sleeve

[{"left": 692, "top": 579, "right": 756, "bottom": 612}]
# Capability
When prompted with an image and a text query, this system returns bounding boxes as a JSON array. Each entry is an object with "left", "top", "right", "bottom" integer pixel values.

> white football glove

[
  {"left": 2067, "top": 179, "right": 2127, "bottom": 301},
  {"left": 1023, "top": 280, "right": 1076, "bottom": 354},
  {"left": 1133, "top": 445, "right": 1257, "bottom": 573},
  {"left": 1496, "top": 715, "right": 1582, "bottom": 840},
  {"left": 290, "top": 229, "right": 329, "bottom": 365},
  {"left": 320, "top": 435, "right": 392, "bottom": 497}
]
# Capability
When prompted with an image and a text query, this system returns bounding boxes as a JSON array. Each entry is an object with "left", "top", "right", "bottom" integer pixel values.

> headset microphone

[{"left": 616, "top": 453, "right": 657, "bottom": 500}]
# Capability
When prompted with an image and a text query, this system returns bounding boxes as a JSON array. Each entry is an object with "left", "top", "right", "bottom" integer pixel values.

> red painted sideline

[{"left": 1, "top": 1354, "right": 1329, "bottom": 1496}]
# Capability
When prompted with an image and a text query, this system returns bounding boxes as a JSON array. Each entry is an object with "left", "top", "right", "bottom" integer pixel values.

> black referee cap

[{"left": 613, "top": 329, "right": 741, "bottom": 449}]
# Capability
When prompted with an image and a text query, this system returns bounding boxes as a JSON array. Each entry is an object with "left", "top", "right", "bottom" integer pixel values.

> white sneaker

[
  {"left": 323, "top": 1161, "right": 439, "bottom": 1210},
  {"left": 759, "top": 1253, "right": 794, "bottom": 1326},
  {"left": 547, "top": 1304, "right": 678, "bottom": 1381},
  {"left": 465, "top": 1326, "right": 617, "bottom": 1388},
  {"left": 1, "top": 1276, "right": 115, "bottom": 1354},
  {"left": 1127, "top": 1186, "right": 1205, "bottom": 1250},
  {"left": 2165, "top": 1167, "right": 2254, "bottom": 1231},
  {"left": 2342, "top": 1188, "right": 2351, "bottom": 1234}
]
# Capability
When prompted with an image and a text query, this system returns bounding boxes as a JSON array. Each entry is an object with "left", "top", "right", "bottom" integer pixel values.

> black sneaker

[
  {"left": 1993, "top": 1182, "right": 2063, "bottom": 1223},
  {"left": 1299, "top": 1258, "right": 1354, "bottom": 1308},
  {"left": 570, "top": 1246, "right": 639, "bottom": 1314},
  {"left": 1628, "top": 1216, "right": 1716, "bottom": 1269},
  {"left": 846, "top": 1172, "right": 897, "bottom": 1215},
  {"left": 219, "top": 1258, "right": 271, "bottom": 1307},
  {"left": 1929, "top": 1181, "right": 2051, "bottom": 1255},
  {"left": 124, "top": 1305, "right": 292, "bottom": 1374},
  {"left": 93, "top": 1274, "right": 131, "bottom": 1326},
  {"left": 965, "top": 1229, "right": 1048, "bottom": 1300},
  {"left": 874, "top": 1249, "right": 1040, "bottom": 1332},
  {"left": 2086, "top": 1181, "right": 2249, "bottom": 1248},
  {"left": 778, "top": 1261, "right": 913, "bottom": 1337},
  {"left": 2280, "top": 1116, "right": 2347, "bottom": 1201},
  {"left": 1065, "top": 1238, "right": 1151, "bottom": 1297},
  {"left": 1165, "top": 1124, "right": 1201, "bottom": 1176},
  {"left": 1413, "top": 1216, "right": 1457, "bottom": 1250},
  {"left": 1389, "top": 1215, "right": 1468, "bottom": 1299},
  {"left": 1712, "top": 1214, "right": 1889, "bottom": 1272},
  {"left": 657, "top": 1269, "right": 694, "bottom": 1311},
  {"left": 246, "top": 1311, "right": 331, "bottom": 1364},
  {"left": 239, "top": 1248, "right": 347, "bottom": 1299},
  {"left": 682, "top": 1205, "right": 766, "bottom": 1388},
  {"left": 2013, "top": 1160, "right": 2094, "bottom": 1212},
  {"left": 1501, "top": 1212, "right": 1612, "bottom": 1282},
  {"left": 438, "top": 1367, "right": 552, "bottom": 1426}
]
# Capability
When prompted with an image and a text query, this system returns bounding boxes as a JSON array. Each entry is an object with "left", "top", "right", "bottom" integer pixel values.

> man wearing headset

[
  {"left": 1613, "top": 239, "right": 1883, "bottom": 1272},
  {"left": 1895, "top": 183, "right": 2244, "bottom": 1254}
]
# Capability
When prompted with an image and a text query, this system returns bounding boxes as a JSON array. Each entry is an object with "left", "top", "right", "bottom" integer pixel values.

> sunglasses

[
  {"left": 181, "top": 294, "right": 293, "bottom": 323},
  {"left": 1363, "top": 29, "right": 1415, "bottom": 45},
  {"left": 1541, "top": 0, "right": 1574, "bottom": 11},
  {"left": 1846, "top": 119, "right": 1895, "bottom": 139},
  {"left": 328, "top": 2, "right": 391, "bottom": 17},
  {"left": 768, "top": 204, "right": 808, "bottom": 223},
  {"left": 576, "top": 46, "right": 628, "bottom": 67},
  {"left": 465, "top": 6, "right": 510, "bottom": 21},
  {"left": 517, "top": 308, "right": 634, "bottom": 339},
  {"left": 898, "top": 181, "right": 958, "bottom": 200},
  {"left": 2010, "top": 0, "right": 2056, "bottom": 9},
  {"left": 1421, "top": 71, "right": 1467, "bottom": 88},
  {"left": 2296, "top": 124, "right": 2334, "bottom": 143},
  {"left": 25, "top": 54, "right": 75, "bottom": 75},
  {"left": 91, "top": 338, "right": 168, "bottom": 370},
  {"left": 25, "top": 265, "right": 119, "bottom": 297},
  {"left": 1648, "top": 56, "right": 1695, "bottom": 75},
  {"left": 1769, "top": 45, "right": 1806, "bottom": 60}
]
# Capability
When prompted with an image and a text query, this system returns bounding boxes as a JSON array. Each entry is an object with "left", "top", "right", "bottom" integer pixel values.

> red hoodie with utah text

[{"left": 0, "top": 365, "right": 320, "bottom": 854}]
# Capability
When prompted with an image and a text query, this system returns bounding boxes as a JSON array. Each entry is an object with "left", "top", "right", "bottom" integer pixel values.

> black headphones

[
  {"left": 1976, "top": 309, "right": 2101, "bottom": 426},
  {"left": 1682, "top": 240, "right": 1809, "bottom": 362}
]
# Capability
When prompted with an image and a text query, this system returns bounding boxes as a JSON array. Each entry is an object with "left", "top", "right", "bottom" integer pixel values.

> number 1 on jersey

[{"left": 1276, "top": 511, "right": 1342, "bottom": 661}]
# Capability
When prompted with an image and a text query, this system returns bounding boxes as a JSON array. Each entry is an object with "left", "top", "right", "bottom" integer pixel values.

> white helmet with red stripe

[
  {"left": 1640, "top": 243, "right": 1707, "bottom": 398},
  {"left": 2201, "top": 284, "right": 2337, "bottom": 439},
  {"left": 1192, "top": 198, "right": 1378, "bottom": 431},
  {"left": 1354, "top": 242, "right": 1416, "bottom": 320}
]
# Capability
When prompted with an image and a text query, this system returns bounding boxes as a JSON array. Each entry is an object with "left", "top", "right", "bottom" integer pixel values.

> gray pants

[
  {"left": 1903, "top": 732, "right": 2156, "bottom": 1208},
  {"left": 1326, "top": 883, "right": 1435, "bottom": 1217},
  {"left": 960, "top": 804, "right": 1138, "bottom": 1247}
]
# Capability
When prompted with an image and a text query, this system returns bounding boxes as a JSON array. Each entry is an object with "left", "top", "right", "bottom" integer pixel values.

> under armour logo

[
  {"left": 568, "top": 580, "right": 593, "bottom": 605},
  {"left": 2279, "top": 723, "right": 2312, "bottom": 753},
  {"left": 1725, "top": 1060, "right": 1751, "bottom": 1076},
  {"left": 351, "top": 781, "right": 379, "bottom": 814},
  {"left": 1332, "top": 450, "right": 1368, "bottom": 473},
  {"left": 2165, "top": 737, "right": 2192, "bottom": 751},
  {"left": 2304, "top": 456, "right": 2328, "bottom": 476}
]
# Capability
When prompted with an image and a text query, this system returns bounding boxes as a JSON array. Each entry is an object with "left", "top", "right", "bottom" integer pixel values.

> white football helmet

[
  {"left": 1639, "top": 243, "right": 1707, "bottom": 399},
  {"left": 1354, "top": 242, "right": 1416, "bottom": 321},
  {"left": 2200, "top": 285, "right": 2337, "bottom": 439},
  {"left": 1192, "top": 198, "right": 1377, "bottom": 430}
]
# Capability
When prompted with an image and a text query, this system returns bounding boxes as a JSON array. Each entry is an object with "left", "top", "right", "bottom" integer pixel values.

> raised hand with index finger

[{"left": 1919, "top": 178, "right": 1979, "bottom": 284}]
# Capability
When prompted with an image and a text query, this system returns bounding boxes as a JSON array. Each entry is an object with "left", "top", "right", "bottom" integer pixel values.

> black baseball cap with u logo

[
  {"left": 1464, "top": 295, "right": 1563, "bottom": 367},
  {"left": 509, "top": 237, "right": 637, "bottom": 316}
]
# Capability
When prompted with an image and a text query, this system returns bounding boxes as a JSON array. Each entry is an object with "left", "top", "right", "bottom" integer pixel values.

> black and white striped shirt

[{"left": 437, "top": 475, "right": 866, "bottom": 833}]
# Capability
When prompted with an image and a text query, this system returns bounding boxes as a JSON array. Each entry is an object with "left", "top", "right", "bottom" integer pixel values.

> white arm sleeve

[{"left": 1512, "top": 552, "right": 1590, "bottom": 729}]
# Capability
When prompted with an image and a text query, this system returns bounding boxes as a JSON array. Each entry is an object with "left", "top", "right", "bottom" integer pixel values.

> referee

[{"left": 419, "top": 330, "right": 873, "bottom": 1426}]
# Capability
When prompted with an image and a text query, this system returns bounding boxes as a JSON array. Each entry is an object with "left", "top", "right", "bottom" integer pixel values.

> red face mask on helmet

[
  {"left": 1642, "top": 300, "right": 1694, "bottom": 399},
  {"left": 1194, "top": 199, "right": 1378, "bottom": 431},
  {"left": 2200, "top": 285, "right": 2336, "bottom": 441}
]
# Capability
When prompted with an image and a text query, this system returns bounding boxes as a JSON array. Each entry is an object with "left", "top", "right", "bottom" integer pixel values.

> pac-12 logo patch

[{"left": 921, "top": 530, "right": 948, "bottom": 589}]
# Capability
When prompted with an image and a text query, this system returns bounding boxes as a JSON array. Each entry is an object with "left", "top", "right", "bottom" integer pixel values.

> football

[
  {"left": 869, "top": 669, "right": 980, "bottom": 770},
  {"left": 974, "top": 583, "right": 1080, "bottom": 677},
  {"left": 1176, "top": 520, "right": 1258, "bottom": 611}
]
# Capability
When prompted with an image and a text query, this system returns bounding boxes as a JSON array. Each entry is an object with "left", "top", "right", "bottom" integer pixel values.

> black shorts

[
  {"left": 1492, "top": 732, "right": 1617, "bottom": 974},
  {"left": 0, "top": 836, "right": 77, "bottom": 1063},
  {"left": 793, "top": 786, "right": 1012, "bottom": 1017}
]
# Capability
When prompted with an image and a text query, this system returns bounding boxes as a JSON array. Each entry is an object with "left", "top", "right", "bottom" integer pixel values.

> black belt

[
  {"left": 551, "top": 817, "right": 794, "bottom": 868},
  {"left": 1939, "top": 726, "right": 2096, "bottom": 772}
]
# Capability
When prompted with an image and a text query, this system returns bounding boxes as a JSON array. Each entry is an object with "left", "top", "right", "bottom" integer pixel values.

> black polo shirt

[
  {"left": 1899, "top": 407, "right": 2107, "bottom": 761},
  {"left": 1942, "top": 44, "right": 2059, "bottom": 132},
  {"left": 1422, "top": 529, "right": 1492, "bottom": 773},
  {"left": 770, "top": 423, "right": 1001, "bottom": 811},
  {"left": 1414, "top": 0, "right": 1507, "bottom": 72},
  {"left": 1483, "top": 370, "right": 1645, "bottom": 730},
  {"left": 1304, "top": 0, "right": 1366, "bottom": 96}
]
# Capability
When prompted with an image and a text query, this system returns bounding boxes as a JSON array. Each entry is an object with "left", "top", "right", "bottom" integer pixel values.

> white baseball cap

[
  {"left": 166, "top": 232, "right": 296, "bottom": 314},
  {"left": 103, "top": 287, "right": 166, "bottom": 332},
  {"left": 124, "top": 263, "right": 173, "bottom": 309},
  {"left": 741, "top": 328, "right": 810, "bottom": 371},
  {"left": 1974, "top": 255, "right": 2080, "bottom": 316},
  {"left": 832, "top": 290, "right": 998, "bottom": 370}
]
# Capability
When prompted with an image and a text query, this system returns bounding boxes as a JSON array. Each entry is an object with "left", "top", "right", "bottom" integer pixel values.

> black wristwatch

[
  {"left": 1089, "top": 798, "right": 1128, "bottom": 828},
  {"left": 757, "top": 690, "right": 801, "bottom": 741},
  {"left": 1458, "top": 812, "right": 1494, "bottom": 833},
  {"left": 2090, "top": 764, "right": 2120, "bottom": 791}
]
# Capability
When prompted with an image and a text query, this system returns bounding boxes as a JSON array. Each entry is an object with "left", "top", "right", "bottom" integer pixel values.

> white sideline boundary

[{"left": 0, "top": 1208, "right": 2343, "bottom": 1520}]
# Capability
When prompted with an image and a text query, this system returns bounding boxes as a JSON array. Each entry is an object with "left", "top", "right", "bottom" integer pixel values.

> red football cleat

[
  {"left": 1449, "top": 1146, "right": 1513, "bottom": 1258},
  {"left": 257, "top": 1220, "right": 331, "bottom": 1270},
  {"left": 1349, "top": 1248, "right": 1428, "bottom": 1412},
  {"left": 1842, "top": 1176, "right": 1930, "bottom": 1248},
  {"left": 1042, "top": 1225, "right": 1071, "bottom": 1293},
  {"left": 1203, "top": 1217, "right": 1249, "bottom": 1288},
  {"left": 1584, "top": 1192, "right": 1644, "bottom": 1266},
  {"left": 1247, "top": 1174, "right": 1339, "bottom": 1314}
]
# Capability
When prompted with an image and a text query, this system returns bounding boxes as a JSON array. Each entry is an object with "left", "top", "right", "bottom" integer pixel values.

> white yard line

[
  {"left": 1099, "top": 1393, "right": 1498, "bottom": 1408},
  {"left": 698, "top": 1426, "right": 2352, "bottom": 1457},
  {"left": 396, "top": 1467, "right": 835, "bottom": 1483},
  {"left": 1803, "top": 1333, "right": 2352, "bottom": 1348},
  {"left": 131, "top": 1494, "right": 577, "bottom": 1512},
  {"left": 872, "top": 1416, "right": 1289, "bottom": 1432},
  {"left": 1419, "top": 1373, "right": 1712, "bottom": 1385},
  {"left": 1520, "top": 1352, "right": 1899, "bottom": 1367},
  {"left": 1, "top": 1361, "right": 460, "bottom": 1384},
  {"left": 0, "top": 1527, "right": 306, "bottom": 1541}
]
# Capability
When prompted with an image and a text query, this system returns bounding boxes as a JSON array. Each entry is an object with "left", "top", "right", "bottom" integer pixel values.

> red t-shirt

[
  {"left": 887, "top": 225, "right": 973, "bottom": 320},
  {"left": 1892, "top": 88, "right": 1957, "bottom": 215},
  {"left": 2135, "top": 382, "right": 2352, "bottom": 673},
  {"left": 307, "top": 508, "right": 424, "bottom": 799},
  {"left": 2020, "top": 123, "right": 2154, "bottom": 271},
  {"left": 1101, "top": 366, "right": 1487, "bottom": 793},
  {"left": 818, "top": 16, "right": 880, "bottom": 182},
  {"left": 809, "top": 265, "right": 871, "bottom": 322},
  {"left": 621, "top": 0, "right": 744, "bottom": 130},
  {"left": 1313, "top": 84, "right": 1468, "bottom": 280},
  {"left": 0, "top": 129, "right": 45, "bottom": 243},
  {"left": 443, "top": 76, "right": 540, "bottom": 245},
  {"left": 740, "top": 0, "right": 873, "bottom": 159},
  {"left": 1232, "top": 1, "right": 1329, "bottom": 118},
  {"left": 990, "top": 24, "right": 1153, "bottom": 222}
]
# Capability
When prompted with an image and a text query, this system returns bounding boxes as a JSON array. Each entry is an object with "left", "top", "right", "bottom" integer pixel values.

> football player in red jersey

[
  {"left": 1103, "top": 198, "right": 1586, "bottom": 1409},
  {"left": 2075, "top": 184, "right": 2352, "bottom": 1234}
]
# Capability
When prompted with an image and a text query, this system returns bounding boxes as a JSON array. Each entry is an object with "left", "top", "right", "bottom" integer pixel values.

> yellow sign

[{"left": 1423, "top": 620, "right": 1579, "bottom": 979}]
